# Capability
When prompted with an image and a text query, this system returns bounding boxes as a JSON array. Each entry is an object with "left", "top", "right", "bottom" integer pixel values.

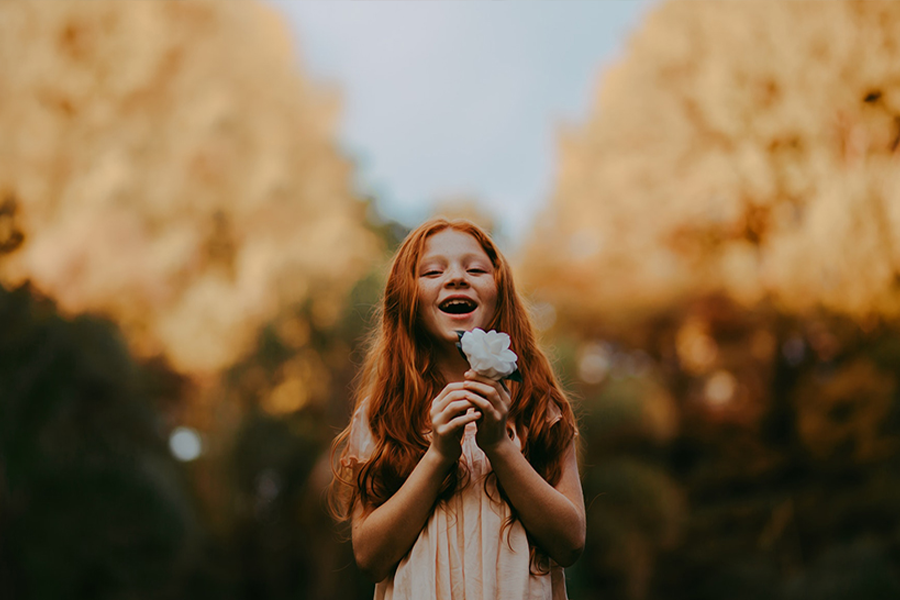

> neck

[{"left": 433, "top": 339, "right": 470, "bottom": 383}]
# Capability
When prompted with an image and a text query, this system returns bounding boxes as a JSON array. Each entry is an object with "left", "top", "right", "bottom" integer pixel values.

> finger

[
  {"left": 463, "top": 392, "right": 502, "bottom": 422},
  {"left": 434, "top": 409, "right": 481, "bottom": 437},
  {"left": 431, "top": 384, "right": 469, "bottom": 414},
  {"left": 433, "top": 381, "right": 467, "bottom": 402},
  {"left": 444, "top": 409, "right": 482, "bottom": 431},
  {"left": 434, "top": 399, "right": 475, "bottom": 424},
  {"left": 464, "top": 369, "right": 498, "bottom": 384},
  {"left": 462, "top": 379, "right": 501, "bottom": 398},
  {"left": 464, "top": 371, "right": 509, "bottom": 396},
  {"left": 431, "top": 394, "right": 474, "bottom": 426},
  {"left": 462, "top": 381, "right": 507, "bottom": 412}
]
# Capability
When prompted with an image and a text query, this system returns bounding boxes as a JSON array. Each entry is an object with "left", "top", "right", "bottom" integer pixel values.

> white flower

[{"left": 459, "top": 328, "right": 519, "bottom": 380}]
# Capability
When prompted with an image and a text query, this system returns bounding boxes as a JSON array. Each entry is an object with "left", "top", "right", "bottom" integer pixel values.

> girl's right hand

[{"left": 428, "top": 383, "right": 481, "bottom": 464}]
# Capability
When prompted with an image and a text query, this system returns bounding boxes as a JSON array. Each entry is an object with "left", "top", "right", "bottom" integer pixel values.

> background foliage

[{"left": 2, "top": 1, "right": 899, "bottom": 599}]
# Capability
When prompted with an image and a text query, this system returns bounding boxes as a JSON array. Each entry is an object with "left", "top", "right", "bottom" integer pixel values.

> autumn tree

[
  {"left": 520, "top": 2, "right": 900, "bottom": 598},
  {"left": 524, "top": 0, "right": 900, "bottom": 324},
  {"left": 0, "top": 2, "right": 384, "bottom": 599},
  {"left": 0, "top": 0, "right": 378, "bottom": 376}
]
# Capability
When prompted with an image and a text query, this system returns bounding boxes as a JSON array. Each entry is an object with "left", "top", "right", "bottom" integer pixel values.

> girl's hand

[
  {"left": 462, "top": 370, "right": 512, "bottom": 451},
  {"left": 429, "top": 383, "right": 481, "bottom": 465}
]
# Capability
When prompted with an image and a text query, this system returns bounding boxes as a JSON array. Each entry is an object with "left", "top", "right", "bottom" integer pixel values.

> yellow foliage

[
  {"left": 522, "top": 0, "right": 900, "bottom": 322},
  {"left": 0, "top": 0, "right": 378, "bottom": 373}
]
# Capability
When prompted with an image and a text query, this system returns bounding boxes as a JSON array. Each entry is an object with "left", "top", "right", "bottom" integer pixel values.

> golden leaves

[
  {"left": 0, "top": 0, "right": 378, "bottom": 374},
  {"left": 522, "top": 0, "right": 900, "bottom": 322}
]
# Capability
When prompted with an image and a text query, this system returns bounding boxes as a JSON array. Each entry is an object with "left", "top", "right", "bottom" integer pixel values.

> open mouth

[{"left": 439, "top": 298, "right": 477, "bottom": 316}]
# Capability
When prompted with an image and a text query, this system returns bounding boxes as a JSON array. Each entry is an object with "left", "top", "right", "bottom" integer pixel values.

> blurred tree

[
  {"left": 519, "top": 1, "right": 900, "bottom": 598},
  {"left": 523, "top": 0, "right": 900, "bottom": 325},
  {"left": 0, "top": 0, "right": 379, "bottom": 374},
  {"left": 0, "top": 215, "right": 401, "bottom": 600},
  {"left": 0, "top": 283, "right": 207, "bottom": 599},
  {"left": 0, "top": 1, "right": 388, "bottom": 598}
]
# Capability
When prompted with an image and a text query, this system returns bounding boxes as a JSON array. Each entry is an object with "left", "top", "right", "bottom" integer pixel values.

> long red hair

[{"left": 329, "top": 218, "right": 577, "bottom": 561}]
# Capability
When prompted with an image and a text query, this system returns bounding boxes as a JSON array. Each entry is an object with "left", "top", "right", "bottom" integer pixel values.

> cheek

[
  {"left": 482, "top": 286, "right": 499, "bottom": 319},
  {"left": 415, "top": 283, "right": 437, "bottom": 318},
  {"left": 417, "top": 281, "right": 436, "bottom": 304},
  {"left": 487, "top": 298, "right": 498, "bottom": 321}
]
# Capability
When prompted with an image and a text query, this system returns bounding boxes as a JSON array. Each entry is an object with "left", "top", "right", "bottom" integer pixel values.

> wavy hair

[{"left": 329, "top": 218, "right": 577, "bottom": 569}]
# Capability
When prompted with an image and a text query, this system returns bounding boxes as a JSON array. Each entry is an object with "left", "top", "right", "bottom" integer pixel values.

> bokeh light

[{"left": 169, "top": 426, "right": 203, "bottom": 462}]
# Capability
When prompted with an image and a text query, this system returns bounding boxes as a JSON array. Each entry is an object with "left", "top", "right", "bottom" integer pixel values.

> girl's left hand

[{"left": 462, "top": 370, "right": 512, "bottom": 451}]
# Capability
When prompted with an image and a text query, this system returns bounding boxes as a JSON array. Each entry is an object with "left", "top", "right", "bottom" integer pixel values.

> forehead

[{"left": 420, "top": 229, "right": 489, "bottom": 261}]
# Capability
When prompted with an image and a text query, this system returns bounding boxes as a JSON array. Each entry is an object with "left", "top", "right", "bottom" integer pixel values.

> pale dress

[{"left": 343, "top": 403, "right": 568, "bottom": 600}]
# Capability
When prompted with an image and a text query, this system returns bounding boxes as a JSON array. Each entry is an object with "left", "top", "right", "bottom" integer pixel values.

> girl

[{"left": 330, "top": 218, "right": 584, "bottom": 599}]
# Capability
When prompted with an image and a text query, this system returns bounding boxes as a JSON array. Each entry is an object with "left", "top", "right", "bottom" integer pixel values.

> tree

[
  {"left": 0, "top": 0, "right": 379, "bottom": 374},
  {"left": 520, "top": 2, "right": 900, "bottom": 598},
  {"left": 523, "top": 0, "right": 900, "bottom": 324}
]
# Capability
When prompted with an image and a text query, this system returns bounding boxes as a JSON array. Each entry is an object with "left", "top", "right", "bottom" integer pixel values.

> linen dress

[{"left": 343, "top": 402, "right": 569, "bottom": 600}]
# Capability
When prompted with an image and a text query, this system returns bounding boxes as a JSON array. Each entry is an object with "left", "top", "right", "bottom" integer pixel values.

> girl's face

[{"left": 416, "top": 229, "right": 498, "bottom": 347}]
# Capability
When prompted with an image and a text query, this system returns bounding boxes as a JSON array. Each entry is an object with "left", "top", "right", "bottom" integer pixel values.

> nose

[{"left": 444, "top": 265, "right": 469, "bottom": 287}]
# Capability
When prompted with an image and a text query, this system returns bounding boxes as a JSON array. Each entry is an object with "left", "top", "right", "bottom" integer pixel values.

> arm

[
  {"left": 352, "top": 446, "right": 454, "bottom": 581},
  {"left": 484, "top": 435, "right": 585, "bottom": 567},
  {"left": 462, "top": 373, "right": 586, "bottom": 567},
  {"left": 351, "top": 385, "right": 480, "bottom": 582}
]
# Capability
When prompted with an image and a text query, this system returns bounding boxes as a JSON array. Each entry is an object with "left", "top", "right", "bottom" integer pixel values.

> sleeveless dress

[{"left": 342, "top": 403, "right": 569, "bottom": 600}]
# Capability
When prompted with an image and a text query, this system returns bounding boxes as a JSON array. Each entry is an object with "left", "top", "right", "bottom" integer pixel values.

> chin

[
  {"left": 445, "top": 319, "right": 481, "bottom": 334},
  {"left": 434, "top": 321, "right": 474, "bottom": 344},
  {"left": 423, "top": 307, "right": 489, "bottom": 346},
  {"left": 438, "top": 325, "right": 466, "bottom": 342}
]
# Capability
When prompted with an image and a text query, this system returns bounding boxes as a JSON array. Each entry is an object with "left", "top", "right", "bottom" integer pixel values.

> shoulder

[{"left": 343, "top": 399, "right": 376, "bottom": 467}]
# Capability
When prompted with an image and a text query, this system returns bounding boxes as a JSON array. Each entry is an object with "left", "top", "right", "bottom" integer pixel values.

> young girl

[{"left": 331, "top": 218, "right": 584, "bottom": 599}]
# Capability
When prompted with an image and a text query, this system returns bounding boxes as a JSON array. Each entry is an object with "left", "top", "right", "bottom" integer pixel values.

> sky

[{"left": 267, "top": 0, "right": 655, "bottom": 247}]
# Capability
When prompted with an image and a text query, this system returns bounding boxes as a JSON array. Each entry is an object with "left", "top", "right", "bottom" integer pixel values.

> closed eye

[
  {"left": 467, "top": 268, "right": 487, "bottom": 274},
  {"left": 422, "top": 270, "right": 442, "bottom": 277}
]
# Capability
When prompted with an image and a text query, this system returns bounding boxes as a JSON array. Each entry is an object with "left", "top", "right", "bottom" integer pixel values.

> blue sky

[{"left": 267, "top": 0, "right": 654, "bottom": 247}]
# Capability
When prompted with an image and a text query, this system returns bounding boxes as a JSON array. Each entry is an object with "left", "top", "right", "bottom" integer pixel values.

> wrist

[
  {"left": 481, "top": 434, "right": 519, "bottom": 463},
  {"left": 424, "top": 444, "right": 458, "bottom": 472}
]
